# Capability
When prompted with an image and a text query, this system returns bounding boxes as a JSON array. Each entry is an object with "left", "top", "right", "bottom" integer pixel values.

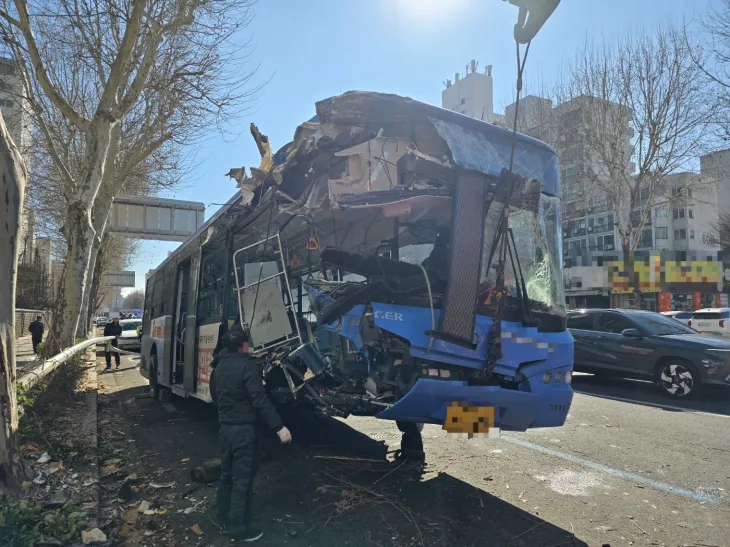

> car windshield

[
  {"left": 122, "top": 321, "right": 142, "bottom": 331},
  {"left": 631, "top": 313, "right": 697, "bottom": 336}
]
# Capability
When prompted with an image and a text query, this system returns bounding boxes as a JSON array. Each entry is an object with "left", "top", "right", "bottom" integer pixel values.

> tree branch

[{"left": 11, "top": 0, "right": 90, "bottom": 130}]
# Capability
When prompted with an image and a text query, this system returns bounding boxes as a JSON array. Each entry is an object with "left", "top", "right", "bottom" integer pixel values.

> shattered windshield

[{"left": 480, "top": 192, "right": 565, "bottom": 317}]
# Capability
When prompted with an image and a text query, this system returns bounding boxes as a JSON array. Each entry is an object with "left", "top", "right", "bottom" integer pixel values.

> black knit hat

[{"left": 222, "top": 324, "right": 249, "bottom": 352}]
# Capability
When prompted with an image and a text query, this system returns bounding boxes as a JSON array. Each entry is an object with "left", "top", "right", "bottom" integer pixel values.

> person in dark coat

[
  {"left": 28, "top": 316, "right": 44, "bottom": 354},
  {"left": 210, "top": 325, "right": 291, "bottom": 543},
  {"left": 103, "top": 317, "right": 123, "bottom": 370}
]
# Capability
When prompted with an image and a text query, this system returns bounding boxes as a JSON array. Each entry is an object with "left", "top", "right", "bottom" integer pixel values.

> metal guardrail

[{"left": 17, "top": 336, "right": 137, "bottom": 389}]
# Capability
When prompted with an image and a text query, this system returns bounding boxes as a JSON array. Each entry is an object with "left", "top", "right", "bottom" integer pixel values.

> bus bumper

[{"left": 376, "top": 378, "right": 573, "bottom": 431}]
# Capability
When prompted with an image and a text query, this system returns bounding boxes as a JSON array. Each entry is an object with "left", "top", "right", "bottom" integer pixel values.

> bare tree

[
  {"left": 557, "top": 27, "right": 717, "bottom": 306},
  {"left": 690, "top": 0, "right": 730, "bottom": 139},
  {"left": 0, "top": 0, "right": 258, "bottom": 347},
  {"left": 0, "top": 110, "right": 31, "bottom": 486},
  {"left": 122, "top": 289, "right": 145, "bottom": 310}
]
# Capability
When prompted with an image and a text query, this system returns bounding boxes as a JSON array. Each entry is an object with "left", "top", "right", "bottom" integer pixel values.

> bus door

[{"left": 172, "top": 260, "right": 191, "bottom": 386}]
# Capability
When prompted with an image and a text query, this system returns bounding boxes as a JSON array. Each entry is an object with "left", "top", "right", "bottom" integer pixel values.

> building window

[
  {"left": 674, "top": 229, "right": 686, "bottom": 240},
  {"left": 604, "top": 234, "right": 615, "bottom": 250},
  {"left": 656, "top": 227, "right": 668, "bottom": 239},
  {"left": 639, "top": 229, "right": 652, "bottom": 248},
  {"left": 460, "top": 98, "right": 465, "bottom": 105},
  {"left": 688, "top": 209, "right": 693, "bottom": 219},
  {"left": 654, "top": 208, "right": 667, "bottom": 218},
  {"left": 690, "top": 229, "right": 695, "bottom": 239},
  {"left": 672, "top": 209, "right": 678, "bottom": 219}
]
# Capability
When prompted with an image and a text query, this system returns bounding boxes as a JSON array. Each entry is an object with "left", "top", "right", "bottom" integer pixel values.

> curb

[{"left": 81, "top": 350, "right": 100, "bottom": 528}]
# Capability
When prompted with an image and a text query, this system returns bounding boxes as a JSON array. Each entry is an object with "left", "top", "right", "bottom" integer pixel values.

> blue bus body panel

[
  {"left": 376, "top": 379, "right": 573, "bottom": 431},
  {"left": 308, "top": 289, "right": 574, "bottom": 431},
  {"left": 370, "top": 303, "right": 573, "bottom": 430}
]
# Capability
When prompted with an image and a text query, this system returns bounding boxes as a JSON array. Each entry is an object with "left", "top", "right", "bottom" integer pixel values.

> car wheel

[{"left": 656, "top": 360, "right": 699, "bottom": 398}]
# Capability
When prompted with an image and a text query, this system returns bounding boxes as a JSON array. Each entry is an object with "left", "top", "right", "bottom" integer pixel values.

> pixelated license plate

[{"left": 443, "top": 402, "right": 499, "bottom": 438}]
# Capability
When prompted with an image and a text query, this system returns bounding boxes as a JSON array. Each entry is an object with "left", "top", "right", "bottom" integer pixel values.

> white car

[
  {"left": 688, "top": 308, "right": 730, "bottom": 335},
  {"left": 117, "top": 319, "right": 142, "bottom": 351},
  {"left": 95, "top": 316, "right": 108, "bottom": 327},
  {"left": 660, "top": 310, "right": 693, "bottom": 325}
]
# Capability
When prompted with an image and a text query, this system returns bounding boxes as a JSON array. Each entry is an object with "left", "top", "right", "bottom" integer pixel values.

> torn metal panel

[{"left": 429, "top": 117, "right": 559, "bottom": 196}]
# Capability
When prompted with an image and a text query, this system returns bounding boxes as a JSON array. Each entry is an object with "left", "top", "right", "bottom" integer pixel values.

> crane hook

[{"left": 505, "top": 0, "right": 560, "bottom": 44}]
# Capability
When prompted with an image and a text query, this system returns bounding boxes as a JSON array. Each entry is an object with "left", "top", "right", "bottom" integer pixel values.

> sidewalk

[{"left": 16, "top": 334, "right": 41, "bottom": 373}]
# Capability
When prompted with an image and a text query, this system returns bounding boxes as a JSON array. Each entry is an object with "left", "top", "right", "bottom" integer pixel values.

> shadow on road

[
  {"left": 572, "top": 373, "right": 730, "bottom": 416},
  {"left": 98, "top": 386, "right": 589, "bottom": 547}
]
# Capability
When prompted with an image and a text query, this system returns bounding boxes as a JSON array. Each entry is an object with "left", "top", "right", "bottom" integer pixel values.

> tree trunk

[
  {"left": 0, "top": 112, "right": 32, "bottom": 487},
  {"left": 76, "top": 128, "right": 119, "bottom": 339},
  {"left": 76, "top": 238, "right": 100, "bottom": 339},
  {"left": 54, "top": 119, "right": 114, "bottom": 347},
  {"left": 85, "top": 237, "right": 106, "bottom": 334},
  {"left": 56, "top": 203, "right": 97, "bottom": 347},
  {"left": 622, "top": 244, "right": 645, "bottom": 309}
]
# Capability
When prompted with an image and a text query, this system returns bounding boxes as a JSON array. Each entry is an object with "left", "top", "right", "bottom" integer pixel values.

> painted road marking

[
  {"left": 576, "top": 392, "right": 730, "bottom": 419},
  {"left": 502, "top": 436, "right": 722, "bottom": 504}
]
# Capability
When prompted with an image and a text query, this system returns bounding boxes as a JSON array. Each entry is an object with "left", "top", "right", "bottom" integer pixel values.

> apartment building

[{"left": 500, "top": 94, "right": 724, "bottom": 311}]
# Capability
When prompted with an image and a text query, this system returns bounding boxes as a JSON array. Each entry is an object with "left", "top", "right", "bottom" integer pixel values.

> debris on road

[
  {"left": 190, "top": 458, "right": 221, "bottom": 484},
  {"left": 81, "top": 527, "right": 107, "bottom": 544}
]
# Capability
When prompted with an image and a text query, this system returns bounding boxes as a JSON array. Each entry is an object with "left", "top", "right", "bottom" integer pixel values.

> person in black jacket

[
  {"left": 28, "top": 316, "right": 44, "bottom": 354},
  {"left": 210, "top": 325, "right": 291, "bottom": 543},
  {"left": 103, "top": 317, "right": 123, "bottom": 370}
]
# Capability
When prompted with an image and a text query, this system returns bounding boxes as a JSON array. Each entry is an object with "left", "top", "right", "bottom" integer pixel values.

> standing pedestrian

[
  {"left": 28, "top": 316, "right": 44, "bottom": 354},
  {"left": 210, "top": 325, "right": 292, "bottom": 543},
  {"left": 103, "top": 317, "right": 123, "bottom": 370}
]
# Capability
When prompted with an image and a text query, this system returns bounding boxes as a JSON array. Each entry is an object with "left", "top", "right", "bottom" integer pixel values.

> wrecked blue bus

[{"left": 139, "top": 91, "right": 573, "bottom": 440}]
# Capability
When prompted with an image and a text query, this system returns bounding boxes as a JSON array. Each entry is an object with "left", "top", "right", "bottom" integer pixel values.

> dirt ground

[{"left": 96, "top": 355, "right": 585, "bottom": 547}]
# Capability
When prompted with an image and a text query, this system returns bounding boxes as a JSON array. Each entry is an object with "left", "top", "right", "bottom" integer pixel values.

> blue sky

[{"left": 125, "top": 0, "right": 712, "bottom": 293}]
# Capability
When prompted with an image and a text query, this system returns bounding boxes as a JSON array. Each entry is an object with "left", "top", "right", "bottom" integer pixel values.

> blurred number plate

[{"left": 443, "top": 402, "right": 495, "bottom": 435}]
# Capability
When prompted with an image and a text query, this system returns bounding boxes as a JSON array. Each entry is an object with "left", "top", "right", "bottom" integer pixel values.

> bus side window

[
  {"left": 198, "top": 248, "right": 227, "bottom": 325},
  {"left": 152, "top": 278, "right": 165, "bottom": 317},
  {"left": 143, "top": 279, "right": 153, "bottom": 331}
]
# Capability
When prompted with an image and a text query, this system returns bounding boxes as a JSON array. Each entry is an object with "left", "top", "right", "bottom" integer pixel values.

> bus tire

[{"left": 149, "top": 353, "right": 160, "bottom": 399}]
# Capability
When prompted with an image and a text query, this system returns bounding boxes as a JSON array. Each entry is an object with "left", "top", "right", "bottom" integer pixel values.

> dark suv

[{"left": 568, "top": 309, "right": 730, "bottom": 398}]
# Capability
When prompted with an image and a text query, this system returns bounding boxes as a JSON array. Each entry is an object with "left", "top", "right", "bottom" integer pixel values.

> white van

[{"left": 688, "top": 308, "right": 730, "bottom": 335}]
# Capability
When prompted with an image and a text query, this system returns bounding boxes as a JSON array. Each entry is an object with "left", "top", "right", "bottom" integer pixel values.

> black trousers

[
  {"left": 31, "top": 335, "right": 42, "bottom": 353},
  {"left": 105, "top": 339, "right": 120, "bottom": 367},
  {"left": 396, "top": 421, "right": 424, "bottom": 456},
  {"left": 217, "top": 424, "right": 258, "bottom": 535}
]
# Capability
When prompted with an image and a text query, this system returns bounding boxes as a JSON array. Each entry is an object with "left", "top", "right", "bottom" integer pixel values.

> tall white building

[
  {"left": 35, "top": 237, "right": 53, "bottom": 273},
  {"left": 0, "top": 57, "right": 31, "bottom": 153},
  {"left": 441, "top": 60, "right": 494, "bottom": 122}
]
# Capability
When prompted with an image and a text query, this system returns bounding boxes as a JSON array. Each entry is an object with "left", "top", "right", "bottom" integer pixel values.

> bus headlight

[
  {"left": 543, "top": 372, "right": 552, "bottom": 383},
  {"left": 565, "top": 371, "right": 572, "bottom": 385},
  {"left": 555, "top": 371, "right": 563, "bottom": 383}
]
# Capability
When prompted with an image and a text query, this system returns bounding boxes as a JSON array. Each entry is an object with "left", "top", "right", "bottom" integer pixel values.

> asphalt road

[{"left": 99, "top": 354, "right": 730, "bottom": 547}]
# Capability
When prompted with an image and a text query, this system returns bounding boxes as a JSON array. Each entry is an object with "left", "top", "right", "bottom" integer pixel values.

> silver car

[{"left": 117, "top": 319, "right": 142, "bottom": 351}]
